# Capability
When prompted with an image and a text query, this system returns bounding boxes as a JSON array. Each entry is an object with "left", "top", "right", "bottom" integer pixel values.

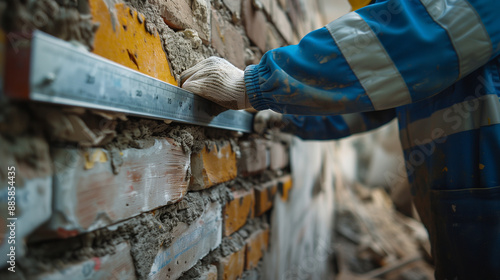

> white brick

[
  {"left": 43, "top": 138, "right": 190, "bottom": 239},
  {"left": 33, "top": 242, "right": 136, "bottom": 280},
  {"left": 148, "top": 201, "right": 222, "bottom": 279},
  {"left": 0, "top": 136, "right": 52, "bottom": 266},
  {"left": 0, "top": 177, "right": 52, "bottom": 265}
]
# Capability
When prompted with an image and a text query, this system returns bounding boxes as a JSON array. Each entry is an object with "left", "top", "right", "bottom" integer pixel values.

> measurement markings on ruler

[{"left": 25, "top": 31, "right": 253, "bottom": 132}]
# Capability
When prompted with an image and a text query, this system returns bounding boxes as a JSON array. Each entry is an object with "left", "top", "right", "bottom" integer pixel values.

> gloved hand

[
  {"left": 180, "top": 57, "right": 252, "bottom": 110},
  {"left": 253, "top": 109, "right": 285, "bottom": 134}
]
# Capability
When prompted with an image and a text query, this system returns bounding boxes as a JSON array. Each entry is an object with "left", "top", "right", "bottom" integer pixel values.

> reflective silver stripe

[
  {"left": 420, "top": 0, "right": 492, "bottom": 78},
  {"left": 325, "top": 13, "right": 412, "bottom": 110},
  {"left": 400, "top": 94, "right": 500, "bottom": 149}
]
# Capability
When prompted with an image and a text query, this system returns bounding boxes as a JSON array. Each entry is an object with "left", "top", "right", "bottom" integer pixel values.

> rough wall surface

[{"left": 0, "top": 0, "right": 336, "bottom": 279}]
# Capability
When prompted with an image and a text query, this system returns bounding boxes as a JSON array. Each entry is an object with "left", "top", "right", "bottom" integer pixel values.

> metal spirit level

[{"left": 3, "top": 31, "right": 253, "bottom": 133}]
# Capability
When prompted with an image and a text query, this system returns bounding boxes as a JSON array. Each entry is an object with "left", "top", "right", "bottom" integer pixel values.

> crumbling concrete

[
  {"left": 2, "top": 0, "right": 99, "bottom": 50},
  {"left": 124, "top": 0, "right": 216, "bottom": 79}
]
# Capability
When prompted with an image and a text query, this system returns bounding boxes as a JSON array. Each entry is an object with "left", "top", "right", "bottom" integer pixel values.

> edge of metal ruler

[{"left": 29, "top": 30, "right": 253, "bottom": 133}]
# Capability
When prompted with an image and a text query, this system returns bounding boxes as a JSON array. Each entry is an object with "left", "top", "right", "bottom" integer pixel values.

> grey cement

[
  {"left": 11, "top": 183, "right": 232, "bottom": 280},
  {"left": 124, "top": 0, "right": 215, "bottom": 80},
  {"left": 2, "top": 0, "right": 99, "bottom": 50}
]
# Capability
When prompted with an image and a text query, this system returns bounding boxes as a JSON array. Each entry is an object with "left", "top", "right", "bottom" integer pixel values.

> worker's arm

[
  {"left": 280, "top": 109, "right": 396, "bottom": 140},
  {"left": 181, "top": 0, "right": 500, "bottom": 137},
  {"left": 245, "top": 0, "right": 500, "bottom": 115}
]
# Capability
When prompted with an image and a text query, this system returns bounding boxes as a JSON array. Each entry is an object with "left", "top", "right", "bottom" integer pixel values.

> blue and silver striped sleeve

[
  {"left": 280, "top": 109, "right": 396, "bottom": 140},
  {"left": 245, "top": 0, "right": 499, "bottom": 115}
]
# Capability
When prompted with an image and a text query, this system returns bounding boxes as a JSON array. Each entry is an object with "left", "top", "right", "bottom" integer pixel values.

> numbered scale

[{"left": 4, "top": 31, "right": 253, "bottom": 133}]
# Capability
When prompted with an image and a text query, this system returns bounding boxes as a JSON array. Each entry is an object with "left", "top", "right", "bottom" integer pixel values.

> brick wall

[{"left": 0, "top": 0, "right": 337, "bottom": 279}]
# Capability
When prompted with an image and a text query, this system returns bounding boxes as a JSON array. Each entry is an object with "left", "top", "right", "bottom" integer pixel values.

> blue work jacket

[{"left": 244, "top": 0, "right": 500, "bottom": 279}]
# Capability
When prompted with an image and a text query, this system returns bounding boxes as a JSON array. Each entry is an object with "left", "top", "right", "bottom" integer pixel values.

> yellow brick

[
  {"left": 89, "top": 0, "right": 176, "bottom": 85},
  {"left": 278, "top": 175, "right": 293, "bottom": 202},
  {"left": 224, "top": 189, "right": 255, "bottom": 236},
  {"left": 254, "top": 180, "right": 277, "bottom": 216},
  {"left": 217, "top": 248, "right": 245, "bottom": 280},
  {"left": 190, "top": 142, "right": 237, "bottom": 191},
  {"left": 245, "top": 228, "right": 269, "bottom": 270}
]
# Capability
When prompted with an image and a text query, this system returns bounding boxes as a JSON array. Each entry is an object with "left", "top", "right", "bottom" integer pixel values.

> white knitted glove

[
  {"left": 253, "top": 110, "right": 284, "bottom": 134},
  {"left": 180, "top": 57, "right": 252, "bottom": 110}
]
